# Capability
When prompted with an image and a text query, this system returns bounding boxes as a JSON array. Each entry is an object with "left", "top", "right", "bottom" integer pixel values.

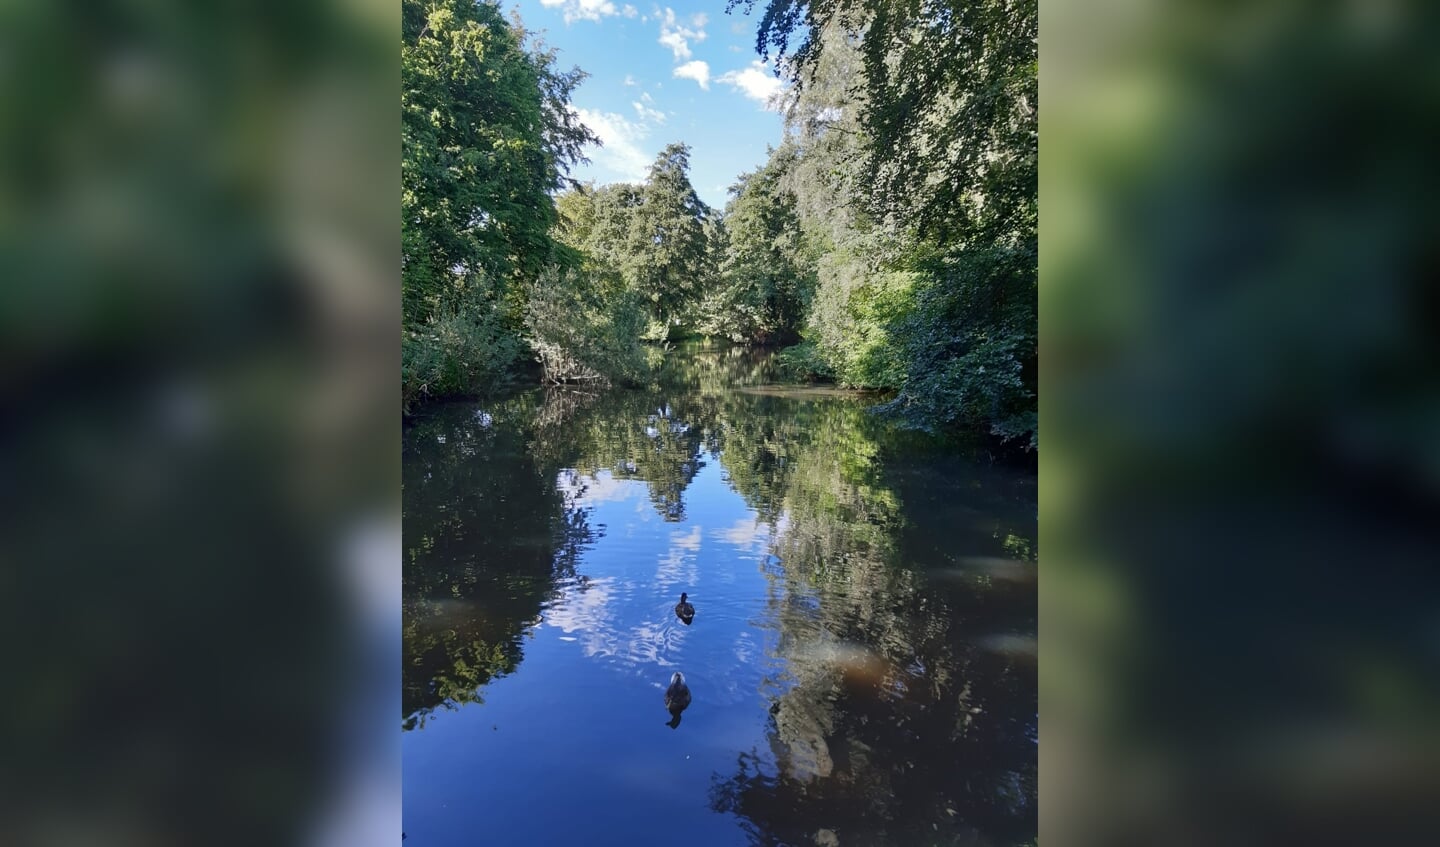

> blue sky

[{"left": 511, "top": 1, "right": 788, "bottom": 210}]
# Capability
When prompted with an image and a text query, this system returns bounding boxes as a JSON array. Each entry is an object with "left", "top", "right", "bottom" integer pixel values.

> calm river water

[{"left": 402, "top": 346, "right": 1036, "bottom": 846}]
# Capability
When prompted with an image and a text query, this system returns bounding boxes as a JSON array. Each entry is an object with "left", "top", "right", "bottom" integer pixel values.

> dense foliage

[
  {"left": 525, "top": 265, "right": 649, "bottom": 386},
  {"left": 554, "top": 142, "right": 717, "bottom": 341},
  {"left": 402, "top": 0, "right": 604, "bottom": 407},
  {"left": 700, "top": 146, "right": 816, "bottom": 345},
  {"left": 725, "top": 0, "right": 1038, "bottom": 446},
  {"left": 402, "top": 0, "right": 1036, "bottom": 447}
]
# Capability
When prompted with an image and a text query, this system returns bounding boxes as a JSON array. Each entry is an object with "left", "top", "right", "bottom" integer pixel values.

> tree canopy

[
  {"left": 400, "top": 0, "right": 1038, "bottom": 448},
  {"left": 701, "top": 145, "right": 815, "bottom": 345},
  {"left": 402, "top": 0, "right": 600, "bottom": 405},
  {"left": 726, "top": 0, "right": 1038, "bottom": 445},
  {"left": 402, "top": 0, "right": 593, "bottom": 323},
  {"left": 553, "top": 143, "right": 716, "bottom": 339},
  {"left": 732, "top": 0, "right": 1037, "bottom": 242}
]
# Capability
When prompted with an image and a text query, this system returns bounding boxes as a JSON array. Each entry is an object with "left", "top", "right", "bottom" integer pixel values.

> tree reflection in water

[
  {"left": 402, "top": 345, "right": 1035, "bottom": 844},
  {"left": 402, "top": 395, "right": 596, "bottom": 729},
  {"left": 707, "top": 365, "right": 1036, "bottom": 846}
]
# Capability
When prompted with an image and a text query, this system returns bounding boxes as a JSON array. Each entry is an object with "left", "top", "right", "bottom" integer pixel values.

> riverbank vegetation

[{"left": 402, "top": 0, "right": 1035, "bottom": 448}]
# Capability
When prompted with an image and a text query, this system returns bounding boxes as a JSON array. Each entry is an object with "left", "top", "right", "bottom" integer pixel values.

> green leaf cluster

[
  {"left": 524, "top": 265, "right": 649, "bottom": 387},
  {"left": 699, "top": 146, "right": 817, "bottom": 344},
  {"left": 402, "top": 277, "right": 523, "bottom": 411},
  {"left": 553, "top": 143, "right": 716, "bottom": 339},
  {"left": 723, "top": 0, "right": 1037, "bottom": 447},
  {"left": 401, "top": 0, "right": 600, "bottom": 403}
]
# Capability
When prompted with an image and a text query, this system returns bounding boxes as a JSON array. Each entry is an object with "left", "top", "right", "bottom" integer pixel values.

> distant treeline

[{"left": 402, "top": 0, "right": 1035, "bottom": 448}]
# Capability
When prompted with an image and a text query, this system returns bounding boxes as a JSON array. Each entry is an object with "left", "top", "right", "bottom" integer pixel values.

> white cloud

[
  {"left": 556, "top": 469, "right": 642, "bottom": 506},
  {"left": 654, "top": 526, "right": 702, "bottom": 599},
  {"left": 717, "top": 60, "right": 785, "bottom": 110},
  {"left": 623, "top": 74, "right": 637, "bottom": 86},
  {"left": 673, "top": 60, "right": 710, "bottom": 90},
  {"left": 633, "top": 100, "right": 666, "bottom": 123},
  {"left": 640, "top": 91, "right": 654, "bottom": 103},
  {"left": 570, "top": 106, "right": 652, "bottom": 181},
  {"left": 712, "top": 513, "right": 789, "bottom": 555},
  {"left": 658, "top": 7, "right": 707, "bottom": 61},
  {"left": 543, "top": 575, "right": 617, "bottom": 645},
  {"left": 622, "top": 4, "right": 638, "bottom": 16},
  {"left": 672, "top": 525, "right": 703, "bottom": 551},
  {"left": 540, "top": 0, "right": 619, "bottom": 24},
  {"left": 715, "top": 517, "right": 767, "bottom": 552}
]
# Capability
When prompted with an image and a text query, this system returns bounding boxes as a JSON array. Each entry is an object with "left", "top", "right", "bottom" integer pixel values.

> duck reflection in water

[
  {"left": 674, "top": 592, "right": 695, "bottom": 625},
  {"left": 665, "top": 671, "right": 691, "bottom": 728}
]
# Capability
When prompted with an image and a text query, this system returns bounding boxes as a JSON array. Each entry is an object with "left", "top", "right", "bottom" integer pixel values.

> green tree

[
  {"left": 702, "top": 145, "right": 815, "bottom": 344},
  {"left": 730, "top": 0, "right": 1037, "bottom": 446},
  {"left": 734, "top": 0, "right": 1036, "bottom": 243},
  {"left": 552, "top": 145, "right": 715, "bottom": 339},
  {"left": 767, "top": 27, "right": 909, "bottom": 390},
  {"left": 401, "top": 0, "right": 595, "bottom": 405},
  {"left": 630, "top": 143, "right": 714, "bottom": 332},
  {"left": 555, "top": 181, "right": 645, "bottom": 279}
]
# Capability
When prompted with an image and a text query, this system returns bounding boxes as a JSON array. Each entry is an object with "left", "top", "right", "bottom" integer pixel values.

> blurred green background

[
  {"left": 1042, "top": 0, "right": 1440, "bottom": 843},
  {"left": 0, "top": 1, "right": 397, "bottom": 845}
]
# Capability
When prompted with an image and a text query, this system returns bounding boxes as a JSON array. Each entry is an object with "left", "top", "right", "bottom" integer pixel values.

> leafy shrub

[
  {"left": 525, "top": 266, "right": 650, "bottom": 387},
  {"left": 879, "top": 244, "right": 1037, "bottom": 447},
  {"left": 776, "top": 339, "right": 834, "bottom": 381},
  {"left": 402, "top": 287, "right": 522, "bottom": 412},
  {"left": 836, "top": 269, "right": 918, "bottom": 388},
  {"left": 807, "top": 246, "right": 917, "bottom": 389}
]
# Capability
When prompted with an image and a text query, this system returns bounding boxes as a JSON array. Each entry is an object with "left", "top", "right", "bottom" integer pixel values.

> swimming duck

[
  {"left": 665, "top": 671, "right": 692, "bottom": 714},
  {"left": 675, "top": 592, "right": 695, "bottom": 624}
]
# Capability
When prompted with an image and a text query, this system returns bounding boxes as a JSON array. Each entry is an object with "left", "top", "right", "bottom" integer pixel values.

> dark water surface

[{"left": 403, "top": 347, "right": 1036, "bottom": 846}]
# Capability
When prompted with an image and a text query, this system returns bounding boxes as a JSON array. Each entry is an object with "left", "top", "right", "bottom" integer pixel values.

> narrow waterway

[{"left": 403, "top": 346, "right": 1037, "bottom": 846}]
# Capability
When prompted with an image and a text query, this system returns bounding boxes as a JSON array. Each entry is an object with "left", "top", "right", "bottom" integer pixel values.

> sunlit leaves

[
  {"left": 400, "top": 0, "right": 596, "bottom": 324},
  {"left": 700, "top": 146, "right": 816, "bottom": 343},
  {"left": 553, "top": 144, "right": 715, "bottom": 335},
  {"left": 725, "top": 0, "right": 1037, "bottom": 445},
  {"left": 402, "top": 0, "right": 597, "bottom": 402}
]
